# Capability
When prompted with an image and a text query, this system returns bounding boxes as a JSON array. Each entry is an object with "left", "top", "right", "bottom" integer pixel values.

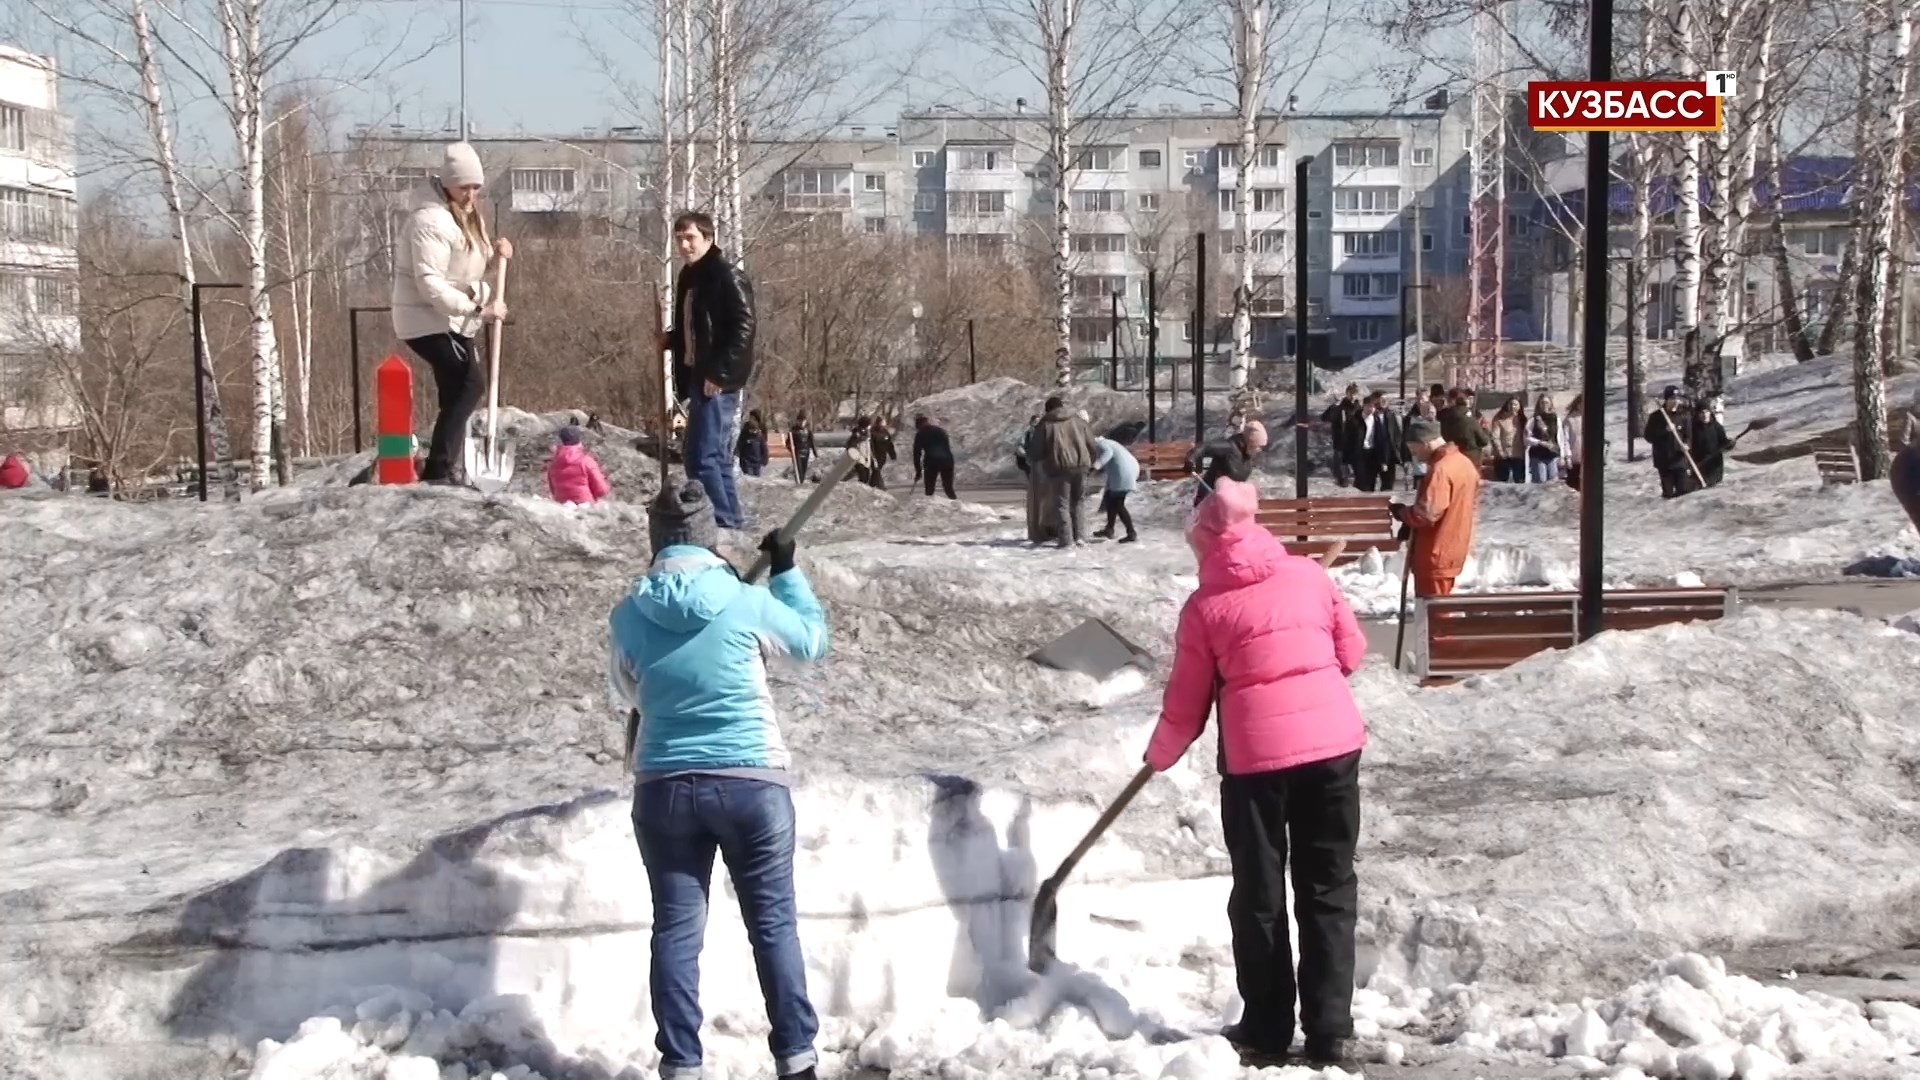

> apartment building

[
  {"left": 0, "top": 45, "right": 78, "bottom": 438},
  {"left": 350, "top": 93, "right": 1555, "bottom": 373}
]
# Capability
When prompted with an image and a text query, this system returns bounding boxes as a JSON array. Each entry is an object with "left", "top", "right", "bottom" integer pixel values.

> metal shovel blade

[
  {"left": 1027, "top": 872, "right": 1066, "bottom": 973},
  {"left": 464, "top": 436, "right": 515, "bottom": 494}
]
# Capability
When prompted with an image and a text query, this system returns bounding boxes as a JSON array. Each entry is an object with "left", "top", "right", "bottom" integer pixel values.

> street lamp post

[
  {"left": 190, "top": 282, "right": 245, "bottom": 502},
  {"left": 1294, "top": 154, "right": 1313, "bottom": 499},
  {"left": 1577, "top": 0, "right": 1615, "bottom": 643},
  {"left": 1146, "top": 269, "right": 1159, "bottom": 441},
  {"left": 966, "top": 318, "right": 977, "bottom": 383},
  {"left": 1109, "top": 290, "right": 1121, "bottom": 391},
  {"left": 1398, "top": 282, "right": 1432, "bottom": 401}
]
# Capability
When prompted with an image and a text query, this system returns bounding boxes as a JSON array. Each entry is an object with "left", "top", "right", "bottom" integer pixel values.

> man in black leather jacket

[{"left": 661, "top": 211, "right": 757, "bottom": 529}]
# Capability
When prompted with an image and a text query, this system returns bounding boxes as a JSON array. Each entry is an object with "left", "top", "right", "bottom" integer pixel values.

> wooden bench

[
  {"left": 1811, "top": 412, "right": 1915, "bottom": 485},
  {"left": 767, "top": 432, "right": 793, "bottom": 461},
  {"left": 1137, "top": 440, "right": 1195, "bottom": 481},
  {"left": 1412, "top": 587, "right": 1737, "bottom": 685},
  {"left": 1255, "top": 496, "right": 1402, "bottom": 568}
]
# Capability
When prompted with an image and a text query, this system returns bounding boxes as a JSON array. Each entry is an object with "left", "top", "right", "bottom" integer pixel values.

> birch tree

[
  {"left": 1672, "top": 2, "right": 1708, "bottom": 392},
  {"left": 960, "top": 0, "right": 1201, "bottom": 387},
  {"left": 1849, "top": 1, "right": 1915, "bottom": 481}
]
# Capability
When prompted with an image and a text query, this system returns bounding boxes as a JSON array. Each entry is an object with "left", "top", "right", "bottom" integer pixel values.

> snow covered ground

[{"left": 5, "top": 365, "right": 1920, "bottom": 1080}]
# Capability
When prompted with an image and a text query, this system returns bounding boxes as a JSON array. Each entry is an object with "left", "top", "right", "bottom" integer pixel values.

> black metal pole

[
  {"left": 1109, "top": 290, "right": 1120, "bottom": 390},
  {"left": 1578, "top": 0, "right": 1613, "bottom": 644},
  {"left": 966, "top": 318, "right": 977, "bottom": 383},
  {"left": 1295, "top": 154, "right": 1313, "bottom": 499},
  {"left": 1147, "top": 269, "right": 1158, "bottom": 441},
  {"left": 192, "top": 283, "right": 209, "bottom": 502},
  {"left": 349, "top": 308, "right": 366, "bottom": 452},
  {"left": 1625, "top": 261, "right": 1639, "bottom": 461},
  {"left": 1399, "top": 284, "right": 1409, "bottom": 402},
  {"left": 1193, "top": 232, "right": 1207, "bottom": 441}
]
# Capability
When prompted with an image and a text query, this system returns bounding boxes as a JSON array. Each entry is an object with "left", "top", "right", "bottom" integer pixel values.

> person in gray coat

[
  {"left": 1030, "top": 397, "right": 1098, "bottom": 548},
  {"left": 1090, "top": 435, "right": 1140, "bottom": 542}
]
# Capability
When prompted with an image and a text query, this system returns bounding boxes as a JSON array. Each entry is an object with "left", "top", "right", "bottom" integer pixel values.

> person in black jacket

[
  {"left": 660, "top": 211, "right": 755, "bottom": 529},
  {"left": 912, "top": 413, "right": 957, "bottom": 499},
  {"left": 789, "top": 412, "right": 816, "bottom": 484},
  {"left": 1646, "top": 386, "right": 1696, "bottom": 498},
  {"left": 1357, "top": 392, "right": 1407, "bottom": 491},
  {"left": 867, "top": 417, "right": 897, "bottom": 489},
  {"left": 1688, "top": 400, "right": 1734, "bottom": 488},
  {"left": 736, "top": 409, "right": 770, "bottom": 476},
  {"left": 847, "top": 417, "right": 873, "bottom": 485},
  {"left": 1320, "top": 384, "right": 1364, "bottom": 486},
  {"left": 1188, "top": 420, "right": 1269, "bottom": 504}
]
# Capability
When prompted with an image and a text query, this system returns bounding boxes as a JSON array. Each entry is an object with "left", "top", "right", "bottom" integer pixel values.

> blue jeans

[
  {"left": 634, "top": 775, "right": 817, "bottom": 1079},
  {"left": 685, "top": 387, "right": 745, "bottom": 528},
  {"left": 1528, "top": 455, "right": 1557, "bottom": 484}
]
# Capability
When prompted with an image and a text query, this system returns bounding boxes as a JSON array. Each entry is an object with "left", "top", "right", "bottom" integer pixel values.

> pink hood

[
  {"left": 1146, "top": 517, "right": 1368, "bottom": 776},
  {"left": 547, "top": 443, "right": 610, "bottom": 504}
]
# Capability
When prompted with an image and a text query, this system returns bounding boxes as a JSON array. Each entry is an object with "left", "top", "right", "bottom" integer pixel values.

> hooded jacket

[
  {"left": 391, "top": 180, "right": 491, "bottom": 341},
  {"left": 1090, "top": 437, "right": 1140, "bottom": 493},
  {"left": 607, "top": 547, "right": 828, "bottom": 780},
  {"left": 0, "top": 453, "right": 30, "bottom": 489},
  {"left": 547, "top": 443, "right": 610, "bottom": 504},
  {"left": 667, "top": 247, "right": 757, "bottom": 397},
  {"left": 1032, "top": 405, "right": 1096, "bottom": 476},
  {"left": 1145, "top": 479, "right": 1367, "bottom": 776}
]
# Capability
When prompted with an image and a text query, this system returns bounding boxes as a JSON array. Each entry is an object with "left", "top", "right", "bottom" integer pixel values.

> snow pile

[{"left": 1335, "top": 335, "right": 1443, "bottom": 387}]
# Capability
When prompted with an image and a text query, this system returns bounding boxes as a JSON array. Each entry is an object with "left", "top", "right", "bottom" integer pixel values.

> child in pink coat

[
  {"left": 547, "top": 426, "right": 611, "bottom": 504},
  {"left": 1142, "top": 476, "right": 1367, "bottom": 1070}
]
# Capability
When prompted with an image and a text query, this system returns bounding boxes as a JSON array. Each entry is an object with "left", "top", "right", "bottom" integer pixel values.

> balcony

[
  {"left": 0, "top": 105, "right": 75, "bottom": 171},
  {"left": 1332, "top": 247, "right": 1403, "bottom": 272},
  {"left": 1217, "top": 164, "right": 1289, "bottom": 191},
  {"left": 946, "top": 169, "right": 1021, "bottom": 192},
  {"left": 0, "top": 197, "right": 77, "bottom": 248},
  {"left": 1328, "top": 294, "right": 1397, "bottom": 317},
  {"left": 946, "top": 210, "right": 1016, "bottom": 234},
  {"left": 1068, "top": 169, "right": 1130, "bottom": 192},
  {"left": 1068, "top": 250, "right": 1133, "bottom": 275},
  {"left": 1217, "top": 209, "right": 1286, "bottom": 233},
  {"left": 1071, "top": 210, "right": 1131, "bottom": 233},
  {"left": 1330, "top": 165, "right": 1404, "bottom": 189},
  {"left": 1329, "top": 208, "right": 1403, "bottom": 232},
  {"left": 511, "top": 190, "right": 584, "bottom": 214},
  {"left": 779, "top": 192, "right": 855, "bottom": 214}
]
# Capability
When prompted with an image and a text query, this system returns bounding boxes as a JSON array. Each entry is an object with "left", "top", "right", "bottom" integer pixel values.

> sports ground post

[{"left": 1526, "top": 72, "right": 1736, "bottom": 132}]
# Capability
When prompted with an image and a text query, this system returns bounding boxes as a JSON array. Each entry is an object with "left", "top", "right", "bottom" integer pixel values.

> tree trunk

[
  {"left": 1227, "top": 1, "right": 1265, "bottom": 401},
  {"left": 681, "top": 0, "right": 698, "bottom": 209},
  {"left": 133, "top": 0, "right": 241, "bottom": 501},
  {"left": 1674, "top": 1, "right": 1706, "bottom": 393},
  {"left": 217, "top": 0, "right": 280, "bottom": 489},
  {"left": 1048, "top": 0, "right": 1076, "bottom": 388},
  {"left": 1853, "top": 2, "right": 1913, "bottom": 482},
  {"left": 1766, "top": 112, "right": 1816, "bottom": 362},
  {"left": 1822, "top": 45, "right": 1879, "bottom": 357},
  {"left": 1628, "top": 131, "right": 1654, "bottom": 445}
]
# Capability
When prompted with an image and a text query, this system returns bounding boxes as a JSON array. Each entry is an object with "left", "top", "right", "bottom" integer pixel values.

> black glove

[
  {"left": 760, "top": 529, "right": 797, "bottom": 575},
  {"left": 1388, "top": 502, "right": 1407, "bottom": 521},
  {"left": 1397, "top": 523, "right": 1412, "bottom": 542}
]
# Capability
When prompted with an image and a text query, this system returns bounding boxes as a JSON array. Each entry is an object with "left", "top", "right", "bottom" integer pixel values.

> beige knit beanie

[{"left": 441, "top": 142, "right": 484, "bottom": 189}]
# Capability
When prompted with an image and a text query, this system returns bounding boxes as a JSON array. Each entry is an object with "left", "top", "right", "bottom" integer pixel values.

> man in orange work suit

[{"left": 1390, "top": 417, "right": 1480, "bottom": 597}]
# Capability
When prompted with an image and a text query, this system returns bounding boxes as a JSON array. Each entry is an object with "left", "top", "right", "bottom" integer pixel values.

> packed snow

[{"left": 5, "top": 362, "right": 1920, "bottom": 1080}]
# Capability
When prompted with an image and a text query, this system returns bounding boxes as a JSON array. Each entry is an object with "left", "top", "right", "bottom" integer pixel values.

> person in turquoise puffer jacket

[
  {"left": 606, "top": 480, "right": 829, "bottom": 1080},
  {"left": 1089, "top": 436, "right": 1139, "bottom": 542}
]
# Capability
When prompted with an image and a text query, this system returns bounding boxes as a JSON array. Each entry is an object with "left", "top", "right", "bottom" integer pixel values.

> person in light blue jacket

[
  {"left": 1090, "top": 435, "right": 1140, "bottom": 542},
  {"left": 607, "top": 479, "right": 829, "bottom": 1080}
]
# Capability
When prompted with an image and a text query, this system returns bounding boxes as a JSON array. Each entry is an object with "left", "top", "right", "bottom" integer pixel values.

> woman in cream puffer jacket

[{"left": 392, "top": 142, "right": 512, "bottom": 485}]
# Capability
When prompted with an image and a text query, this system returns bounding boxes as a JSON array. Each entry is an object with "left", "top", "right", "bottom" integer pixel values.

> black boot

[
  {"left": 1303, "top": 1035, "right": 1359, "bottom": 1069},
  {"left": 1222, "top": 1023, "right": 1291, "bottom": 1068},
  {"left": 777, "top": 1070, "right": 817, "bottom": 1080}
]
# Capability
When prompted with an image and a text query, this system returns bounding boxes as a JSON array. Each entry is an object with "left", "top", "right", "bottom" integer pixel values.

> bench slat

[{"left": 1416, "top": 587, "right": 1735, "bottom": 681}]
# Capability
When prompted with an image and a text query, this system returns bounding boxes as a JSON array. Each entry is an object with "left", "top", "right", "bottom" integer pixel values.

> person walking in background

[
  {"left": 1357, "top": 392, "right": 1405, "bottom": 492},
  {"left": 1393, "top": 418, "right": 1480, "bottom": 598},
  {"left": 609, "top": 482, "right": 829, "bottom": 1080},
  {"left": 866, "top": 417, "right": 897, "bottom": 490},
  {"left": 1143, "top": 476, "right": 1368, "bottom": 1072},
  {"left": 736, "top": 409, "right": 771, "bottom": 477},
  {"left": 1488, "top": 397, "right": 1526, "bottom": 483},
  {"left": 1526, "top": 394, "right": 1563, "bottom": 485},
  {"left": 1689, "top": 400, "right": 1734, "bottom": 489},
  {"left": 1438, "top": 388, "right": 1490, "bottom": 471},
  {"left": 1189, "top": 420, "right": 1269, "bottom": 504},
  {"left": 390, "top": 142, "right": 511, "bottom": 488},
  {"left": 1018, "top": 414, "right": 1056, "bottom": 544},
  {"left": 1320, "top": 384, "right": 1364, "bottom": 487},
  {"left": 1893, "top": 440, "right": 1920, "bottom": 535},
  {"left": 912, "top": 413, "right": 957, "bottom": 499},
  {"left": 1090, "top": 433, "right": 1140, "bottom": 542},
  {"left": 1647, "top": 386, "right": 1696, "bottom": 498},
  {"left": 789, "top": 412, "right": 815, "bottom": 484},
  {"left": 1032, "top": 397, "right": 1098, "bottom": 548},
  {"left": 660, "top": 210, "right": 756, "bottom": 529},
  {"left": 846, "top": 417, "right": 873, "bottom": 486},
  {"left": 546, "top": 425, "right": 611, "bottom": 505},
  {"left": 1561, "top": 394, "right": 1587, "bottom": 492}
]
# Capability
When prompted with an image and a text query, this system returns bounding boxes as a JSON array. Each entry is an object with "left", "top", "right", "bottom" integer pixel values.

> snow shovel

[
  {"left": 1732, "top": 415, "right": 1779, "bottom": 444},
  {"left": 1029, "top": 763, "right": 1154, "bottom": 974},
  {"left": 623, "top": 440, "right": 875, "bottom": 770},
  {"left": 465, "top": 258, "right": 515, "bottom": 493}
]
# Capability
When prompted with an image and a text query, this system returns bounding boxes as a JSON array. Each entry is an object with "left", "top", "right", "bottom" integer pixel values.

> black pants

[
  {"left": 868, "top": 465, "right": 887, "bottom": 490},
  {"left": 404, "top": 333, "right": 485, "bottom": 481},
  {"left": 1353, "top": 456, "right": 1378, "bottom": 492},
  {"left": 1659, "top": 467, "right": 1685, "bottom": 498},
  {"left": 1221, "top": 750, "right": 1361, "bottom": 1052},
  {"left": 1097, "top": 490, "right": 1134, "bottom": 537},
  {"left": 922, "top": 458, "right": 956, "bottom": 499},
  {"left": 794, "top": 455, "right": 811, "bottom": 484},
  {"left": 1564, "top": 463, "right": 1583, "bottom": 492}
]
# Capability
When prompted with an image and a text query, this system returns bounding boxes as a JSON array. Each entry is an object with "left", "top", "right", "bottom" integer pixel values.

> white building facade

[{"left": 0, "top": 45, "right": 80, "bottom": 439}]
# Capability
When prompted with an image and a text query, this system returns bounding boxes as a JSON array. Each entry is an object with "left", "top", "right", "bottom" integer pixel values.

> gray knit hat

[
  {"left": 441, "top": 142, "right": 484, "bottom": 189},
  {"left": 649, "top": 480, "right": 718, "bottom": 553},
  {"left": 1407, "top": 417, "right": 1443, "bottom": 443}
]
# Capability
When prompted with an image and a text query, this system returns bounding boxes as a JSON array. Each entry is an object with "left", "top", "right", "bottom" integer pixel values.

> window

[
  {"left": 1506, "top": 168, "right": 1532, "bottom": 193},
  {"left": 33, "top": 276, "right": 76, "bottom": 316},
  {"left": 386, "top": 165, "right": 430, "bottom": 191},
  {"left": 0, "top": 188, "right": 25, "bottom": 234},
  {"left": 1332, "top": 187, "right": 1401, "bottom": 214},
  {"left": 1251, "top": 321, "right": 1279, "bottom": 346},
  {"left": 0, "top": 274, "right": 25, "bottom": 312},
  {"left": 1074, "top": 190, "right": 1123, "bottom": 212},
  {"left": 1216, "top": 147, "right": 1235, "bottom": 169},
  {"left": 1462, "top": 214, "right": 1473, "bottom": 236},
  {"left": 1340, "top": 231, "right": 1401, "bottom": 256},
  {"left": 947, "top": 191, "right": 1008, "bottom": 215},
  {"left": 864, "top": 173, "right": 886, "bottom": 192},
  {"left": 1789, "top": 228, "right": 1844, "bottom": 256},
  {"left": 1070, "top": 233, "right": 1128, "bottom": 253},
  {"left": 1412, "top": 147, "right": 1435, "bottom": 167},
  {"left": 952, "top": 234, "right": 1006, "bottom": 256},
  {"left": 952, "top": 146, "right": 1011, "bottom": 171},
  {"left": 1138, "top": 150, "right": 1162, "bottom": 169},
  {"left": 1135, "top": 235, "right": 1159, "bottom": 255},
  {"left": 1076, "top": 147, "right": 1124, "bottom": 170},
  {"left": 1349, "top": 320, "right": 1384, "bottom": 343},
  {"left": 1218, "top": 190, "right": 1238, "bottom": 213},
  {"left": 1137, "top": 192, "right": 1160, "bottom": 212},
  {"left": 1251, "top": 188, "right": 1285, "bottom": 212},
  {"left": 914, "top": 191, "right": 939, "bottom": 213},
  {"left": 1421, "top": 232, "right": 1435, "bottom": 252},
  {"left": 1249, "top": 230, "right": 1287, "bottom": 254},
  {"left": 1071, "top": 275, "right": 1126, "bottom": 300},
  {"left": 784, "top": 169, "right": 852, "bottom": 208},
  {"left": 1228, "top": 145, "right": 1283, "bottom": 168},
  {"left": 1333, "top": 142, "right": 1400, "bottom": 168},
  {"left": 1251, "top": 275, "right": 1285, "bottom": 312},
  {"left": 1507, "top": 212, "right": 1531, "bottom": 237},
  {"left": 913, "top": 150, "right": 934, "bottom": 167},
  {"left": 864, "top": 217, "right": 886, "bottom": 234},
  {"left": 1339, "top": 272, "right": 1399, "bottom": 298},
  {"left": 0, "top": 106, "right": 22, "bottom": 152},
  {"left": 1183, "top": 148, "right": 1203, "bottom": 170},
  {"left": 1071, "top": 318, "right": 1112, "bottom": 345},
  {"left": 511, "top": 167, "right": 576, "bottom": 193}
]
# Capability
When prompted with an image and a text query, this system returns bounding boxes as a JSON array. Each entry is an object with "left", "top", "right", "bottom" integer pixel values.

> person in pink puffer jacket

[
  {"left": 547, "top": 425, "right": 611, "bottom": 504},
  {"left": 1143, "top": 476, "right": 1367, "bottom": 1070}
]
